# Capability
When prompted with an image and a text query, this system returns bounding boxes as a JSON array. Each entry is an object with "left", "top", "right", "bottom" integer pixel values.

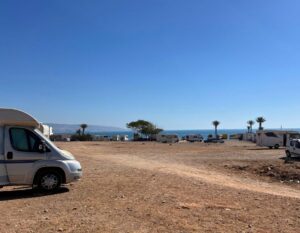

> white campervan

[
  {"left": 256, "top": 130, "right": 300, "bottom": 149},
  {"left": 286, "top": 139, "right": 300, "bottom": 158},
  {"left": 0, "top": 108, "right": 82, "bottom": 191}
]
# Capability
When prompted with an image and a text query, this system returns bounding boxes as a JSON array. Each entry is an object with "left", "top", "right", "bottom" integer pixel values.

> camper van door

[
  {"left": 4, "top": 126, "right": 47, "bottom": 184},
  {"left": 0, "top": 127, "right": 9, "bottom": 185}
]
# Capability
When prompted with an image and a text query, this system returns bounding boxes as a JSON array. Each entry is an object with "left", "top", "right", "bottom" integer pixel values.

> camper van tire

[
  {"left": 34, "top": 168, "right": 64, "bottom": 192},
  {"left": 274, "top": 144, "right": 280, "bottom": 149},
  {"left": 286, "top": 150, "right": 291, "bottom": 158}
]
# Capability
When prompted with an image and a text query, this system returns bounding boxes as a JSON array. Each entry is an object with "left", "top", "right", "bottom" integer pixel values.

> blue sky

[{"left": 1, "top": 0, "right": 300, "bottom": 130}]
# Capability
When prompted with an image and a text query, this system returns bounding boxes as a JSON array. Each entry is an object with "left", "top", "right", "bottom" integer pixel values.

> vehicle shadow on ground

[
  {"left": 247, "top": 148, "right": 284, "bottom": 151},
  {"left": 280, "top": 157, "right": 300, "bottom": 163},
  {"left": 0, "top": 187, "right": 69, "bottom": 201}
]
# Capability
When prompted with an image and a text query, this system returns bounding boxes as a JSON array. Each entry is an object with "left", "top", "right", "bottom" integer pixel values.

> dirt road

[{"left": 0, "top": 141, "right": 299, "bottom": 233}]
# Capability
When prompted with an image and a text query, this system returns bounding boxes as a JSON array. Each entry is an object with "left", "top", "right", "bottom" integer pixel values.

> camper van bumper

[{"left": 64, "top": 160, "right": 83, "bottom": 183}]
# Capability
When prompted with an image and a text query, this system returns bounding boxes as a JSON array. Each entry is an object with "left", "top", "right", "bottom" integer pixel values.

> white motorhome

[
  {"left": 0, "top": 108, "right": 82, "bottom": 191},
  {"left": 156, "top": 134, "right": 180, "bottom": 143},
  {"left": 40, "top": 124, "right": 53, "bottom": 138},
  {"left": 256, "top": 130, "right": 300, "bottom": 149}
]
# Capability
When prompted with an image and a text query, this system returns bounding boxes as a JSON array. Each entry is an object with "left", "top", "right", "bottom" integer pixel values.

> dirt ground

[{"left": 0, "top": 140, "right": 299, "bottom": 233}]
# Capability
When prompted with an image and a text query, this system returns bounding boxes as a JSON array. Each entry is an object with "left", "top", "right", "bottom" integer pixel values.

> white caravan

[
  {"left": 0, "top": 108, "right": 82, "bottom": 191},
  {"left": 256, "top": 130, "right": 300, "bottom": 149},
  {"left": 156, "top": 134, "right": 180, "bottom": 143}
]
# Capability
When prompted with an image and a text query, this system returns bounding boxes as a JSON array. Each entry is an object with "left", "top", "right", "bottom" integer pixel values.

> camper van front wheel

[
  {"left": 37, "top": 170, "right": 62, "bottom": 191},
  {"left": 286, "top": 151, "right": 291, "bottom": 158},
  {"left": 274, "top": 144, "right": 280, "bottom": 149}
]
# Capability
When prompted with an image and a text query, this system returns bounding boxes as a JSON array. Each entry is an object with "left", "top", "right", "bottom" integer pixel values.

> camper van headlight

[{"left": 67, "top": 161, "right": 82, "bottom": 172}]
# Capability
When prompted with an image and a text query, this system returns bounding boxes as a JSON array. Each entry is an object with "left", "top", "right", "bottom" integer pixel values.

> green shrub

[{"left": 71, "top": 134, "right": 93, "bottom": 141}]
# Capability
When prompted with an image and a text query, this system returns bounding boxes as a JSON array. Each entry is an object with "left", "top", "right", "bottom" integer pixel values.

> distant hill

[{"left": 46, "top": 123, "right": 127, "bottom": 134}]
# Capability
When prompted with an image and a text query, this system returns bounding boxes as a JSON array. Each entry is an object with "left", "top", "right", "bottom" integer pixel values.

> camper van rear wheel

[
  {"left": 274, "top": 144, "right": 280, "bottom": 149},
  {"left": 38, "top": 170, "right": 62, "bottom": 192}
]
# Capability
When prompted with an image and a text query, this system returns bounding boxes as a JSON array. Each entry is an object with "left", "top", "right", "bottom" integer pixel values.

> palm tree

[
  {"left": 247, "top": 120, "right": 255, "bottom": 133},
  {"left": 212, "top": 121, "right": 220, "bottom": 138},
  {"left": 80, "top": 124, "right": 88, "bottom": 135},
  {"left": 256, "top": 117, "right": 266, "bottom": 130}
]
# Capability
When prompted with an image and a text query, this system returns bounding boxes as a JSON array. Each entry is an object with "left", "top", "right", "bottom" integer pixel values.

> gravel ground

[{"left": 0, "top": 140, "right": 299, "bottom": 233}]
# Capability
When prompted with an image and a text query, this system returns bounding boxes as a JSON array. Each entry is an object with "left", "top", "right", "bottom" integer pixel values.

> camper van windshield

[
  {"left": 265, "top": 132, "right": 278, "bottom": 137},
  {"left": 34, "top": 129, "right": 58, "bottom": 149}
]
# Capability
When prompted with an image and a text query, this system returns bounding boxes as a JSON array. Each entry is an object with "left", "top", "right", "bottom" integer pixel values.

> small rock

[
  {"left": 58, "top": 228, "right": 63, "bottom": 232},
  {"left": 180, "top": 205, "right": 190, "bottom": 210}
]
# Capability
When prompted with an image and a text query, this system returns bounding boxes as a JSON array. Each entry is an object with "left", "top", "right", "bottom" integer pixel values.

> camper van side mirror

[{"left": 38, "top": 140, "right": 47, "bottom": 153}]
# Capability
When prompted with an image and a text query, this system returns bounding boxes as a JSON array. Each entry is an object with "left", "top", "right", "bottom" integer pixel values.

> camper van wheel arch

[
  {"left": 34, "top": 168, "right": 66, "bottom": 191},
  {"left": 274, "top": 144, "right": 280, "bottom": 149}
]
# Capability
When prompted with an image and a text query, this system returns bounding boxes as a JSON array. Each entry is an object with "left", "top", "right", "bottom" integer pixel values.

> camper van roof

[{"left": 0, "top": 108, "right": 40, "bottom": 128}]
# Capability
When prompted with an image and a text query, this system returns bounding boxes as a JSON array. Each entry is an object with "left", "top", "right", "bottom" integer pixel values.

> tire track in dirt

[{"left": 87, "top": 153, "right": 300, "bottom": 199}]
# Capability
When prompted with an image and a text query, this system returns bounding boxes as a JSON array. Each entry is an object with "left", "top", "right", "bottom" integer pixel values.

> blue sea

[{"left": 90, "top": 129, "right": 251, "bottom": 140}]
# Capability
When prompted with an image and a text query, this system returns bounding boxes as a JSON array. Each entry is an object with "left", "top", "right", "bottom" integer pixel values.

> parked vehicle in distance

[
  {"left": 186, "top": 134, "right": 203, "bottom": 142},
  {"left": 203, "top": 138, "right": 225, "bottom": 143},
  {"left": 120, "top": 135, "right": 129, "bottom": 141},
  {"left": 111, "top": 135, "right": 120, "bottom": 141},
  {"left": 286, "top": 139, "right": 300, "bottom": 158},
  {"left": 156, "top": 134, "right": 180, "bottom": 143},
  {"left": 256, "top": 130, "right": 300, "bottom": 149},
  {"left": 0, "top": 108, "right": 82, "bottom": 192},
  {"left": 93, "top": 135, "right": 111, "bottom": 141}
]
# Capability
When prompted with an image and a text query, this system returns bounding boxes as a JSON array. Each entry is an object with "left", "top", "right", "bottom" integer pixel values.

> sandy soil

[{"left": 0, "top": 140, "right": 299, "bottom": 233}]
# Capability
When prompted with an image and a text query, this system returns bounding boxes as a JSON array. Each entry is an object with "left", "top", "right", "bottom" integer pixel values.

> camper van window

[
  {"left": 295, "top": 141, "right": 300, "bottom": 149},
  {"left": 10, "top": 128, "right": 41, "bottom": 152},
  {"left": 290, "top": 141, "right": 295, "bottom": 147},
  {"left": 265, "top": 132, "right": 278, "bottom": 138}
]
